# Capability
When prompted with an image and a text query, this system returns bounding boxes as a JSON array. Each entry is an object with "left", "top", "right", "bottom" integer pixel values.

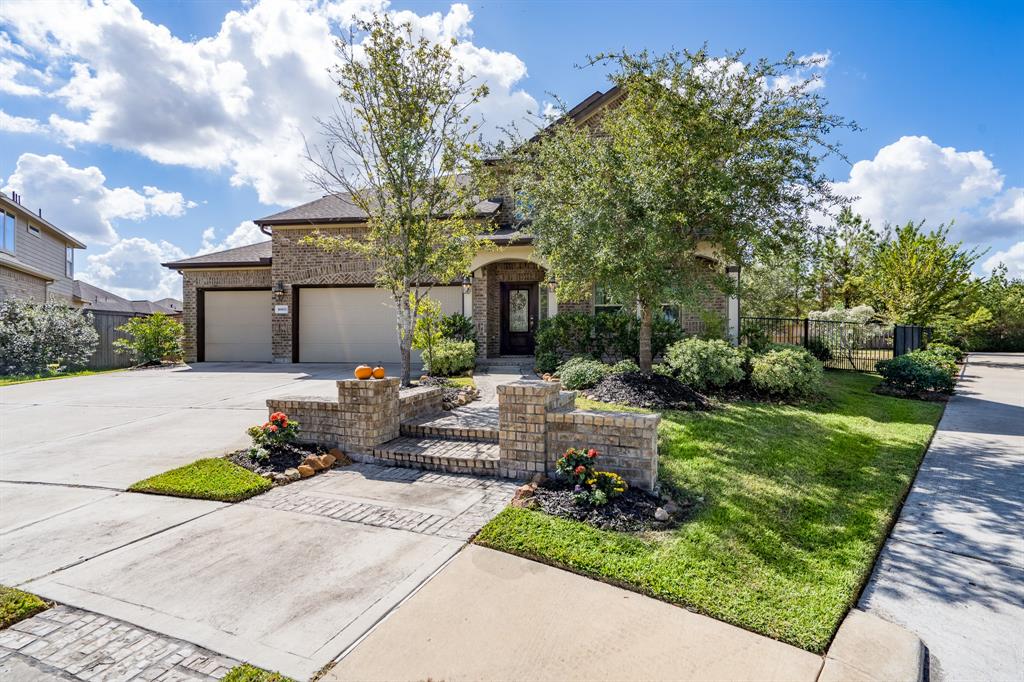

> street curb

[{"left": 819, "top": 609, "right": 925, "bottom": 682}]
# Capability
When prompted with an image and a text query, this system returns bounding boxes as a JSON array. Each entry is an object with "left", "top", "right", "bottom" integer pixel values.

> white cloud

[
  {"left": 0, "top": 0, "right": 537, "bottom": 206},
  {"left": 983, "top": 241, "right": 1024, "bottom": 278},
  {"left": 0, "top": 109, "right": 44, "bottom": 133},
  {"left": 771, "top": 51, "right": 831, "bottom": 92},
  {"left": 0, "top": 56, "right": 45, "bottom": 96},
  {"left": 2, "top": 153, "right": 195, "bottom": 245},
  {"left": 78, "top": 237, "right": 187, "bottom": 300},
  {"left": 833, "top": 135, "right": 1023, "bottom": 243},
  {"left": 198, "top": 220, "right": 266, "bottom": 254}
]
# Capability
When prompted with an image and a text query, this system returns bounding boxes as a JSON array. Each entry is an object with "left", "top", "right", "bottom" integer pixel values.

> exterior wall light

[
  {"left": 462, "top": 275, "right": 473, "bottom": 293},
  {"left": 547, "top": 276, "right": 557, "bottom": 293},
  {"left": 272, "top": 281, "right": 285, "bottom": 300}
]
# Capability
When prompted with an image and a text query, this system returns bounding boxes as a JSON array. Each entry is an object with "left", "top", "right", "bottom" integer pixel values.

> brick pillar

[
  {"left": 497, "top": 380, "right": 561, "bottom": 479},
  {"left": 335, "top": 378, "right": 400, "bottom": 452}
]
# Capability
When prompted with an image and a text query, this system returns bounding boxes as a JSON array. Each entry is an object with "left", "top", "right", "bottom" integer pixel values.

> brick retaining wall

[
  {"left": 399, "top": 386, "right": 443, "bottom": 420},
  {"left": 546, "top": 409, "right": 660, "bottom": 491}
]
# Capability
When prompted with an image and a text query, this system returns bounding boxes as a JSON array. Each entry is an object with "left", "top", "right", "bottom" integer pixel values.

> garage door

[
  {"left": 204, "top": 290, "right": 272, "bottom": 361},
  {"left": 299, "top": 287, "right": 463, "bottom": 362}
]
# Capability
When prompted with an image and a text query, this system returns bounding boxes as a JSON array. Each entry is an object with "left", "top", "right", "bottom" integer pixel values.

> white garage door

[
  {"left": 204, "top": 290, "right": 272, "bottom": 361},
  {"left": 299, "top": 286, "right": 463, "bottom": 363}
]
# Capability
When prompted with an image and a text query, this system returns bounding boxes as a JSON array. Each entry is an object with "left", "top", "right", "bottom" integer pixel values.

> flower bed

[
  {"left": 232, "top": 411, "right": 350, "bottom": 486},
  {"left": 583, "top": 371, "right": 710, "bottom": 410},
  {"left": 529, "top": 483, "right": 693, "bottom": 532}
]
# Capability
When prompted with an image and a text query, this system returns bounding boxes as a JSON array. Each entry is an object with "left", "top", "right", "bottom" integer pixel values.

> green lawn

[
  {"left": 0, "top": 586, "right": 49, "bottom": 629},
  {"left": 0, "top": 368, "right": 124, "bottom": 386},
  {"left": 129, "top": 458, "right": 271, "bottom": 502},
  {"left": 446, "top": 375, "right": 476, "bottom": 389},
  {"left": 476, "top": 372, "right": 942, "bottom": 652},
  {"left": 222, "top": 664, "right": 295, "bottom": 682}
]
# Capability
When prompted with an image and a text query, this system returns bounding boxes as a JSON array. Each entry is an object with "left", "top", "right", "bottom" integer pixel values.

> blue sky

[{"left": 1, "top": 0, "right": 1021, "bottom": 300}]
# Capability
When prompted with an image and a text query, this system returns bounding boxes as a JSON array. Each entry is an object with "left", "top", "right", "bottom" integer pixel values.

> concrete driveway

[{"left": 2, "top": 363, "right": 513, "bottom": 680}]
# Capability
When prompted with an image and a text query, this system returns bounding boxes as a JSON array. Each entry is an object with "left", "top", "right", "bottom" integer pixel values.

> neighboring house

[
  {"left": 0, "top": 191, "right": 86, "bottom": 304},
  {"left": 164, "top": 89, "right": 737, "bottom": 364},
  {"left": 73, "top": 280, "right": 182, "bottom": 318}
]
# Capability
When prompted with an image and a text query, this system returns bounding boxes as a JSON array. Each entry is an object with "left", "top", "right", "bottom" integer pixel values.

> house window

[
  {"left": 27, "top": 224, "right": 40, "bottom": 237},
  {"left": 1, "top": 210, "right": 15, "bottom": 252},
  {"left": 594, "top": 285, "right": 623, "bottom": 314},
  {"left": 66, "top": 246, "right": 74, "bottom": 278},
  {"left": 661, "top": 304, "right": 681, "bottom": 324}
]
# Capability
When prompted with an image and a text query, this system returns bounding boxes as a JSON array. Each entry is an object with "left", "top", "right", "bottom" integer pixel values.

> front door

[{"left": 500, "top": 283, "right": 537, "bottom": 355}]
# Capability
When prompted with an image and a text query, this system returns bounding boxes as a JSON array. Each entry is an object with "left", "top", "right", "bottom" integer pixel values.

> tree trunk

[
  {"left": 638, "top": 303, "right": 653, "bottom": 372},
  {"left": 398, "top": 292, "right": 413, "bottom": 387}
]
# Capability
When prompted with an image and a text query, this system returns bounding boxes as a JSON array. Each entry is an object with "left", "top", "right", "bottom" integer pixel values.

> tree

[
  {"left": 113, "top": 313, "right": 184, "bottom": 365},
  {"left": 811, "top": 207, "right": 878, "bottom": 309},
  {"left": 510, "top": 48, "right": 852, "bottom": 370},
  {"left": 866, "top": 221, "right": 980, "bottom": 325},
  {"left": 741, "top": 246, "right": 816, "bottom": 318},
  {"left": 410, "top": 295, "right": 443, "bottom": 372},
  {"left": 302, "top": 14, "right": 493, "bottom": 385}
]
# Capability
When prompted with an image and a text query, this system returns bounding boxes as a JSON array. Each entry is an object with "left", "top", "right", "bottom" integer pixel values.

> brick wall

[
  {"left": 180, "top": 268, "right": 272, "bottom": 362},
  {"left": 497, "top": 380, "right": 562, "bottom": 479},
  {"left": 399, "top": 386, "right": 443, "bottom": 420},
  {"left": 0, "top": 265, "right": 47, "bottom": 303},
  {"left": 267, "top": 378, "right": 400, "bottom": 453},
  {"left": 473, "top": 261, "right": 546, "bottom": 357},
  {"left": 546, "top": 410, "right": 660, "bottom": 491}
]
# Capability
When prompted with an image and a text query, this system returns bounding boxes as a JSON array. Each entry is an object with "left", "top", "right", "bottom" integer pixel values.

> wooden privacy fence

[
  {"left": 86, "top": 310, "right": 143, "bottom": 370},
  {"left": 740, "top": 316, "right": 931, "bottom": 372}
]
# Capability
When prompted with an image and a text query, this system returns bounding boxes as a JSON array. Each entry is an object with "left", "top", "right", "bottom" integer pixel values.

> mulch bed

[
  {"left": 531, "top": 481, "right": 696, "bottom": 532},
  {"left": 226, "top": 442, "right": 327, "bottom": 476},
  {"left": 872, "top": 383, "right": 951, "bottom": 402},
  {"left": 583, "top": 371, "right": 711, "bottom": 411}
]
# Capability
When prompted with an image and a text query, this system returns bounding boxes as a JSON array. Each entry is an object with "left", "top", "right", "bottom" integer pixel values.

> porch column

[{"left": 726, "top": 265, "right": 741, "bottom": 345}]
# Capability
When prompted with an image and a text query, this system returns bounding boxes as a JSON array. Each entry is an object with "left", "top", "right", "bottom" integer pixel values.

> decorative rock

[
  {"left": 511, "top": 483, "right": 537, "bottom": 505},
  {"left": 284, "top": 468, "right": 301, "bottom": 481},
  {"left": 456, "top": 394, "right": 467, "bottom": 406},
  {"left": 272, "top": 473, "right": 290, "bottom": 486},
  {"left": 261, "top": 472, "right": 274, "bottom": 480},
  {"left": 297, "top": 464, "right": 315, "bottom": 478},
  {"left": 664, "top": 500, "right": 681, "bottom": 516},
  {"left": 320, "top": 453, "right": 336, "bottom": 469},
  {"left": 303, "top": 454, "right": 325, "bottom": 471},
  {"left": 654, "top": 507, "right": 670, "bottom": 522}
]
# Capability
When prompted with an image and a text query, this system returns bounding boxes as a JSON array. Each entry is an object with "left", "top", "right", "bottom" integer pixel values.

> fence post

[{"left": 802, "top": 318, "right": 809, "bottom": 349}]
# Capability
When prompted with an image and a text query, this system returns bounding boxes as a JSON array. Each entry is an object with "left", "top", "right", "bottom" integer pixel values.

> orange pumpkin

[
  {"left": 371, "top": 365, "right": 386, "bottom": 379},
  {"left": 354, "top": 364, "right": 373, "bottom": 380}
]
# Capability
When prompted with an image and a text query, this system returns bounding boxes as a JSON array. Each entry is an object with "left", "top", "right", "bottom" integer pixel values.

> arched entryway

[{"left": 468, "top": 258, "right": 549, "bottom": 359}]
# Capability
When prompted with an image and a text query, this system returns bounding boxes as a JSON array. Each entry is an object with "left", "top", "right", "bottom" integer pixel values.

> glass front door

[{"left": 500, "top": 283, "right": 537, "bottom": 354}]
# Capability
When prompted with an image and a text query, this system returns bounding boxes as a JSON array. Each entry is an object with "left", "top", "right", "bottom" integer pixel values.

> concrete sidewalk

[
  {"left": 326, "top": 545, "right": 824, "bottom": 682},
  {"left": 859, "top": 353, "right": 1024, "bottom": 681}
]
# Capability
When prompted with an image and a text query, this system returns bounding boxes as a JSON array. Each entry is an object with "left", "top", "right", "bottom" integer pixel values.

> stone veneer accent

[
  {"left": 546, "top": 409, "right": 660, "bottom": 491},
  {"left": 180, "top": 267, "right": 272, "bottom": 362},
  {"left": 267, "top": 378, "right": 402, "bottom": 453}
]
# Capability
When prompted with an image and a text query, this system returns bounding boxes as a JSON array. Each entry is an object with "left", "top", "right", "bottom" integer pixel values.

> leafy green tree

[
  {"left": 0, "top": 300, "right": 98, "bottom": 374},
  {"left": 113, "top": 313, "right": 183, "bottom": 364},
  {"left": 411, "top": 295, "right": 443, "bottom": 371},
  {"left": 741, "top": 247, "right": 816, "bottom": 318},
  {"left": 866, "top": 221, "right": 981, "bottom": 325},
  {"left": 510, "top": 48, "right": 852, "bottom": 369},
  {"left": 811, "top": 208, "right": 878, "bottom": 309},
  {"left": 302, "top": 14, "right": 493, "bottom": 385}
]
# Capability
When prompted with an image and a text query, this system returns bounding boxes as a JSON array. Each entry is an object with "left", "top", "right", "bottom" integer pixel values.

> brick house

[{"left": 164, "top": 89, "right": 739, "bottom": 364}]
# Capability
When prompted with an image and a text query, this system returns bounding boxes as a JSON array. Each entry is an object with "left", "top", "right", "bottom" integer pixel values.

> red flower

[
  {"left": 270, "top": 411, "right": 288, "bottom": 423},
  {"left": 587, "top": 449, "right": 597, "bottom": 458},
  {"left": 268, "top": 424, "right": 278, "bottom": 432},
  {"left": 574, "top": 465, "right": 586, "bottom": 474}
]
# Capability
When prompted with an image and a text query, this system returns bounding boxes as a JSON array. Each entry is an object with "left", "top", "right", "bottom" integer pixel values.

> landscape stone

[
  {"left": 285, "top": 468, "right": 301, "bottom": 481},
  {"left": 297, "top": 464, "right": 315, "bottom": 478},
  {"left": 303, "top": 454, "right": 325, "bottom": 471},
  {"left": 320, "top": 454, "right": 336, "bottom": 469},
  {"left": 655, "top": 507, "right": 670, "bottom": 522}
]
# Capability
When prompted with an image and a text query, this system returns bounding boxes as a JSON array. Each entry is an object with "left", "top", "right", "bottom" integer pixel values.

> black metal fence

[{"left": 740, "top": 316, "right": 931, "bottom": 372}]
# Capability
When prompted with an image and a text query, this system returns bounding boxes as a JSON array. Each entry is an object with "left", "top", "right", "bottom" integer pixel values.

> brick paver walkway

[
  {"left": 0, "top": 605, "right": 239, "bottom": 681},
  {"left": 244, "top": 463, "right": 516, "bottom": 541}
]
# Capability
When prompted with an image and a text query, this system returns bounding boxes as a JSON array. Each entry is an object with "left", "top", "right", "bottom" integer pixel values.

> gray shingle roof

[
  {"left": 162, "top": 241, "right": 272, "bottom": 269},
  {"left": 255, "top": 189, "right": 502, "bottom": 225},
  {"left": 73, "top": 280, "right": 180, "bottom": 315}
]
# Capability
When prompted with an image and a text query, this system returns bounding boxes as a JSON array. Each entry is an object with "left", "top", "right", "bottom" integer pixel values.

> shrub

[
  {"left": 741, "top": 325, "right": 772, "bottom": 353},
  {"left": 536, "top": 311, "right": 684, "bottom": 366},
  {"left": 0, "top": 299, "right": 98, "bottom": 375},
  {"left": 246, "top": 411, "right": 300, "bottom": 461},
  {"left": 557, "top": 356, "right": 611, "bottom": 390},
  {"left": 553, "top": 446, "right": 627, "bottom": 507},
  {"left": 424, "top": 339, "right": 475, "bottom": 376},
  {"left": 113, "top": 313, "right": 183, "bottom": 364},
  {"left": 535, "top": 350, "right": 560, "bottom": 374},
  {"left": 610, "top": 358, "right": 640, "bottom": 374},
  {"left": 876, "top": 351, "right": 956, "bottom": 394},
  {"left": 925, "top": 342, "right": 965, "bottom": 363},
  {"left": 439, "top": 312, "right": 476, "bottom": 348},
  {"left": 664, "top": 338, "right": 744, "bottom": 391},
  {"left": 750, "top": 346, "right": 824, "bottom": 398},
  {"left": 804, "top": 337, "right": 833, "bottom": 362}
]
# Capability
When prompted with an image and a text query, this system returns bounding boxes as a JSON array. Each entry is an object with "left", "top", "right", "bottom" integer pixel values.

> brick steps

[
  {"left": 370, "top": 436, "right": 501, "bottom": 476},
  {"left": 400, "top": 410, "right": 499, "bottom": 443}
]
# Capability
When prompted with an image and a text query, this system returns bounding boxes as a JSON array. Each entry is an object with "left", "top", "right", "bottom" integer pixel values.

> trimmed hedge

[
  {"left": 535, "top": 311, "right": 684, "bottom": 372},
  {"left": 557, "top": 357, "right": 612, "bottom": 390},
  {"left": 664, "top": 338, "right": 745, "bottom": 391},
  {"left": 750, "top": 346, "right": 824, "bottom": 398},
  {"left": 424, "top": 339, "right": 475, "bottom": 376},
  {"left": 877, "top": 349, "right": 957, "bottom": 394}
]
